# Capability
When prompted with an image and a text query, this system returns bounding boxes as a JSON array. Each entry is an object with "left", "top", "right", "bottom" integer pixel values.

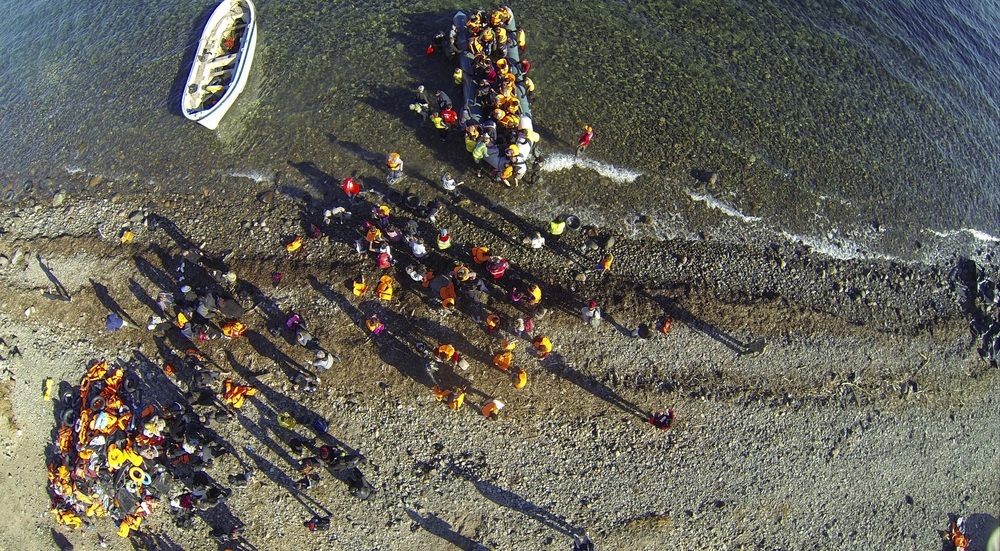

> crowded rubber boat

[{"left": 454, "top": 6, "right": 539, "bottom": 186}]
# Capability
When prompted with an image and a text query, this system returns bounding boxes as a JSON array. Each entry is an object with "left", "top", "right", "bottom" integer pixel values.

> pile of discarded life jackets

[{"left": 48, "top": 360, "right": 171, "bottom": 538}]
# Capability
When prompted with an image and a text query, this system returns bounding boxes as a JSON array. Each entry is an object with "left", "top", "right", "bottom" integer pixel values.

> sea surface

[{"left": 1, "top": 0, "right": 999, "bottom": 263}]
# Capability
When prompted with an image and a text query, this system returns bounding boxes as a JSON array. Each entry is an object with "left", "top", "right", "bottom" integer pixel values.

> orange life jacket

[{"left": 376, "top": 275, "right": 393, "bottom": 301}]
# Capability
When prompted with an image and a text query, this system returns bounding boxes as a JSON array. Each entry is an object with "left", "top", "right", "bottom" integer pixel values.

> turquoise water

[{"left": 0, "top": 0, "right": 998, "bottom": 260}]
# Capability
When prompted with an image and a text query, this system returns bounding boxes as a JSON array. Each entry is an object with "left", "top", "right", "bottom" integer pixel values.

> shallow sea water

[{"left": 0, "top": 0, "right": 998, "bottom": 261}]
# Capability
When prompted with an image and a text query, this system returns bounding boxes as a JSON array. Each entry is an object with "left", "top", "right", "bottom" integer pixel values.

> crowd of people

[{"left": 45, "top": 6, "right": 684, "bottom": 550}]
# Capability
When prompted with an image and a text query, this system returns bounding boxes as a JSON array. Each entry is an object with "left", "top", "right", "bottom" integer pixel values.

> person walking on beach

[
  {"left": 582, "top": 300, "right": 602, "bottom": 328},
  {"left": 576, "top": 125, "right": 594, "bottom": 156},
  {"left": 441, "top": 172, "right": 464, "bottom": 196},
  {"left": 533, "top": 335, "right": 552, "bottom": 359},
  {"left": 472, "top": 135, "right": 489, "bottom": 178},
  {"left": 308, "top": 349, "right": 337, "bottom": 371},
  {"left": 436, "top": 89, "right": 453, "bottom": 111},
  {"left": 431, "top": 111, "right": 449, "bottom": 141},
  {"left": 414, "top": 85, "right": 433, "bottom": 111},
  {"left": 650, "top": 409, "right": 674, "bottom": 430},
  {"left": 481, "top": 399, "right": 504, "bottom": 420},
  {"left": 386, "top": 152, "right": 403, "bottom": 183}
]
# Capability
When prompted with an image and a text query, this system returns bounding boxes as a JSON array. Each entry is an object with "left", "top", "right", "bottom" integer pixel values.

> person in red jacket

[{"left": 576, "top": 125, "right": 594, "bottom": 156}]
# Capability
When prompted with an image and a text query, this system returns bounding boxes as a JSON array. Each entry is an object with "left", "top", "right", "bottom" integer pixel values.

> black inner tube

[{"left": 89, "top": 395, "right": 106, "bottom": 412}]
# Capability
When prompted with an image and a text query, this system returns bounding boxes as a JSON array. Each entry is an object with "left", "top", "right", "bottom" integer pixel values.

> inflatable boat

[
  {"left": 181, "top": 0, "right": 258, "bottom": 130},
  {"left": 453, "top": 7, "right": 538, "bottom": 179}
]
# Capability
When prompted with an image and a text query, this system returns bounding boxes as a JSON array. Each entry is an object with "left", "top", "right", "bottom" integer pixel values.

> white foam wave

[
  {"left": 925, "top": 228, "right": 1000, "bottom": 242},
  {"left": 780, "top": 231, "right": 883, "bottom": 261},
  {"left": 64, "top": 166, "right": 85, "bottom": 175},
  {"left": 538, "top": 154, "right": 642, "bottom": 183},
  {"left": 686, "top": 189, "right": 762, "bottom": 223},
  {"left": 227, "top": 170, "right": 273, "bottom": 183}
]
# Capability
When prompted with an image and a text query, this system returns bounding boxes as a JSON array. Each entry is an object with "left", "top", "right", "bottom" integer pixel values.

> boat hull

[{"left": 181, "top": 0, "right": 258, "bottom": 130}]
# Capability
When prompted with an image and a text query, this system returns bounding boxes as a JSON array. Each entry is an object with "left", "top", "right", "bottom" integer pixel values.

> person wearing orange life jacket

[
  {"left": 526, "top": 283, "right": 542, "bottom": 305},
  {"left": 386, "top": 152, "right": 403, "bottom": 182},
  {"left": 510, "top": 367, "right": 527, "bottom": 389},
  {"left": 434, "top": 344, "right": 462, "bottom": 371},
  {"left": 532, "top": 335, "right": 552, "bottom": 359},
  {"left": 499, "top": 112, "right": 519, "bottom": 129},
  {"left": 375, "top": 275, "right": 393, "bottom": 301},
  {"left": 439, "top": 280, "right": 457, "bottom": 307},
  {"left": 454, "top": 265, "right": 477, "bottom": 282},
  {"left": 352, "top": 273, "right": 368, "bottom": 296},
  {"left": 485, "top": 313, "right": 502, "bottom": 332},
  {"left": 481, "top": 399, "right": 504, "bottom": 420},
  {"left": 495, "top": 57, "right": 509, "bottom": 75},
  {"left": 365, "top": 314, "right": 385, "bottom": 335},
  {"left": 432, "top": 385, "right": 465, "bottom": 409},
  {"left": 505, "top": 97, "right": 521, "bottom": 116},
  {"left": 221, "top": 320, "right": 246, "bottom": 338},
  {"left": 472, "top": 246, "right": 491, "bottom": 264},
  {"left": 493, "top": 349, "right": 512, "bottom": 371},
  {"left": 437, "top": 228, "right": 452, "bottom": 250},
  {"left": 498, "top": 161, "right": 515, "bottom": 187},
  {"left": 596, "top": 252, "right": 614, "bottom": 273},
  {"left": 659, "top": 316, "right": 673, "bottom": 334},
  {"left": 490, "top": 7, "right": 511, "bottom": 27}
]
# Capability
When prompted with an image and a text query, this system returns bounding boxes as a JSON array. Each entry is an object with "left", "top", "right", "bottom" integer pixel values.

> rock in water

[{"left": 52, "top": 190, "right": 66, "bottom": 207}]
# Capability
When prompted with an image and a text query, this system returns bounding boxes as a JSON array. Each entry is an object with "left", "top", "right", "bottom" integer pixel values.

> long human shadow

[
  {"left": 306, "top": 275, "right": 437, "bottom": 386},
  {"left": 50, "top": 528, "right": 73, "bottom": 551},
  {"left": 129, "top": 529, "right": 187, "bottom": 551},
  {"left": 225, "top": 351, "right": 360, "bottom": 458},
  {"left": 453, "top": 468, "right": 579, "bottom": 538},
  {"left": 641, "top": 289, "right": 759, "bottom": 355},
  {"left": 405, "top": 508, "right": 490, "bottom": 551},
  {"left": 241, "top": 435, "right": 332, "bottom": 520},
  {"left": 542, "top": 353, "right": 649, "bottom": 422},
  {"left": 132, "top": 348, "right": 190, "bottom": 409},
  {"left": 132, "top": 253, "right": 177, "bottom": 296},
  {"left": 448, "top": 202, "right": 521, "bottom": 249},
  {"left": 459, "top": 184, "right": 590, "bottom": 269},
  {"left": 963, "top": 513, "right": 998, "bottom": 551},
  {"left": 90, "top": 278, "right": 139, "bottom": 326},
  {"left": 37, "top": 254, "right": 71, "bottom": 300},
  {"left": 129, "top": 277, "right": 160, "bottom": 316},
  {"left": 243, "top": 328, "right": 309, "bottom": 381}
]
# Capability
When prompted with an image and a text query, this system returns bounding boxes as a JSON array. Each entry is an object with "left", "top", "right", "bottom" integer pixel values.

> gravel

[{"left": 0, "top": 171, "right": 996, "bottom": 551}]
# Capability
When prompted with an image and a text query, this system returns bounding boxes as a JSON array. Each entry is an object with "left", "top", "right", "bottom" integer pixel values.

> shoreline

[{"left": 0, "top": 178, "right": 997, "bottom": 550}]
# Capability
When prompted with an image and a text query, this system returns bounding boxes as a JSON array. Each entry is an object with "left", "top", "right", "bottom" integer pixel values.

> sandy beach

[{"left": 0, "top": 166, "right": 997, "bottom": 551}]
